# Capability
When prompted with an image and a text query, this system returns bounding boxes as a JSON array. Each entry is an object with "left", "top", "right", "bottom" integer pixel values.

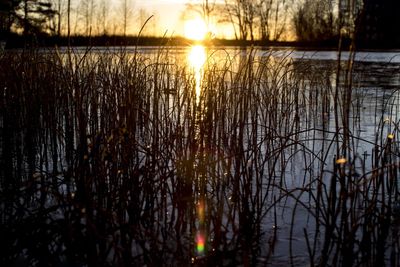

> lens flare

[
  {"left": 196, "top": 233, "right": 205, "bottom": 254},
  {"left": 197, "top": 201, "right": 205, "bottom": 223},
  {"left": 336, "top": 158, "right": 347, "bottom": 165}
]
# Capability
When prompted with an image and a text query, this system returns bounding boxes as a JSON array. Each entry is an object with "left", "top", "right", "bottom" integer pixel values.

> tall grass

[{"left": 1, "top": 46, "right": 399, "bottom": 266}]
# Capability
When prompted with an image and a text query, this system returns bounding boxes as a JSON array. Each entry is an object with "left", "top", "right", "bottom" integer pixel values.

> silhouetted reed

[{"left": 1, "top": 45, "right": 399, "bottom": 266}]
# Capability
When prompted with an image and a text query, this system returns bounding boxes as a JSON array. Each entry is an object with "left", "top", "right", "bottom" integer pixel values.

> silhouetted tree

[
  {"left": 222, "top": 0, "right": 252, "bottom": 40},
  {"left": 98, "top": 0, "right": 109, "bottom": 35},
  {"left": 120, "top": 0, "right": 134, "bottom": 37},
  {"left": 258, "top": 0, "right": 291, "bottom": 41},
  {"left": 185, "top": 0, "right": 217, "bottom": 29},
  {"left": 0, "top": 0, "right": 55, "bottom": 43},
  {"left": 79, "top": 0, "right": 95, "bottom": 36},
  {"left": 66, "top": 0, "right": 69, "bottom": 43},
  {"left": 19, "top": 0, "right": 56, "bottom": 36},
  {"left": 293, "top": 0, "right": 338, "bottom": 42},
  {"left": 243, "top": 0, "right": 256, "bottom": 41},
  {"left": 221, "top": 0, "right": 291, "bottom": 41},
  {"left": 357, "top": 0, "right": 400, "bottom": 47},
  {"left": 0, "top": 0, "right": 19, "bottom": 43},
  {"left": 50, "top": 0, "right": 64, "bottom": 36}
]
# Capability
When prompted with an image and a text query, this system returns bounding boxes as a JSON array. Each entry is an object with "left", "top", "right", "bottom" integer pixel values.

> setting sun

[{"left": 184, "top": 18, "right": 208, "bottom": 40}]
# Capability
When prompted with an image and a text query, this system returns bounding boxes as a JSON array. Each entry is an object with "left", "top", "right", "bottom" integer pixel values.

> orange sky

[
  {"left": 135, "top": 0, "right": 187, "bottom": 35},
  {"left": 107, "top": 0, "right": 234, "bottom": 38}
]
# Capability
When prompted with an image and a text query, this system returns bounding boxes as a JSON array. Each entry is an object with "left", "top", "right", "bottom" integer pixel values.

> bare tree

[
  {"left": 216, "top": 0, "right": 294, "bottom": 41},
  {"left": 120, "top": 0, "right": 134, "bottom": 37},
  {"left": 18, "top": 0, "right": 56, "bottom": 36},
  {"left": 218, "top": 0, "right": 293, "bottom": 41},
  {"left": 79, "top": 0, "right": 95, "bottom": 36},
  {"left": 223, "top": 0, "right": 247, "bottom": 40},
  {"left": 185, "top": 0, "right": 217, "bottom": 29},
  {"left": 258, "top": 0, "right": 273, "bottom": 41},
  {"left": 256, "top": 0, "right": 292, "bottom": 41},
  {"left": 98, "top": 0, "right": 109, "bottom": 35},
  {"left": 67, "top": 0, "right": 70, "bottom": 42},
  {"left": 293, "top": 0, "right": 338, "bottom": 42},
  {"left": 271, "top": 0, "right": 291, "bottom": 41},
  {"left": 49, "top": 0, "right": 63, "bottom": 36},
  {"left": 243, "top": 0, "right": 256, "bottom": 41}
]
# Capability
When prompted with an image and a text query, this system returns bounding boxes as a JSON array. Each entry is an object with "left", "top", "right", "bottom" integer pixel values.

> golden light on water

[
  {"left": 188, "top": 45, "right": 206, "bottom": 69},
  {"left": 188, "top": 45, "right": 206, "bottom": 102}
]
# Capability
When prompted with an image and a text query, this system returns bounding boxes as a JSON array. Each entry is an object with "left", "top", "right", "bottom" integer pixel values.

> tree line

[
  {"left": 1, "top": 0, "right": 399, "bottom": 47},
  {"left": 164, "top": 0, "right": 342, "bottom": 42},
  {"left": 0, "top": 0, "right": 157, "bottom": 40}
]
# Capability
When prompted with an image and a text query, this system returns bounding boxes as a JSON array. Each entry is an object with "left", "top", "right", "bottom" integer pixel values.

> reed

[{"left": 0, "top": 45, "right": 399, "bottom": 266}]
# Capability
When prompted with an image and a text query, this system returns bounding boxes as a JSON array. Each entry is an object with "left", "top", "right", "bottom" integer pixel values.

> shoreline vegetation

[
  {"left": 1, "top": 37, "right": 400, "bottom": 266},
  {"left": 2, "top": 33, "right": 399, "bottom": 51}
]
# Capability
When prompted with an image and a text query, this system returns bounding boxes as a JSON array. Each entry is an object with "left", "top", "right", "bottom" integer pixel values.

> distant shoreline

[{"left": 2, "top": 34, "right": 400, "bottom": 51}]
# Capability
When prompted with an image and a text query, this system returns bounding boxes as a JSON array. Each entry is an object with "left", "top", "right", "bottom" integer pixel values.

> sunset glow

[{"left": 184, "top": 19, "right": 208, "bottom": 40}]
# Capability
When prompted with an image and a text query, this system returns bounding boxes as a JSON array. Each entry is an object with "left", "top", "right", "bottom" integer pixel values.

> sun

[{"left": 184, "top": 18, "right": 208, "bottom": 41}]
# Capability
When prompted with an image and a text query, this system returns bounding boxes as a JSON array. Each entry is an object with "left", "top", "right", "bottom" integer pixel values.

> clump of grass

[{"left": 1, "top": 45, "right": 399, "bottom": 266}]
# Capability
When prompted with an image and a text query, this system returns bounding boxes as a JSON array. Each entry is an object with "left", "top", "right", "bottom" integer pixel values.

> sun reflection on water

[
  {"left": 188, "top": 46, "right": 208, "bottom": 258},
  {"left": 188, "top": 45, "right": 206, "bottom": 69},
  {"left": 187, "top": 45, "right": 206, "bottom": 103}
]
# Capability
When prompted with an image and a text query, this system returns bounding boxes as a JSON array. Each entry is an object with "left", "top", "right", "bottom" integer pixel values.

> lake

[{"left": 1, "top": 45, "right": 400, "bottom": 266}]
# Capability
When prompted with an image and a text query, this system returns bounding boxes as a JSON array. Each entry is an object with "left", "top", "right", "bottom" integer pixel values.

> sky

[
  {"left": 143, "top": 0, "right": 236, "bottom": 38},
  {"left": 63, "top": 0, "right": 253, "bottom": 39},
  {"left": 103, "top": 0, "right": 233, "bottom": 38},
  {"left": 105, "top": 0, "right": 201, "bottom": 37},
  {"left": 135, "top": 0, "right": 187, "bottom": 35},
  {"left": 62, "top": 0, "right": 195, "bottom": 37}
]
